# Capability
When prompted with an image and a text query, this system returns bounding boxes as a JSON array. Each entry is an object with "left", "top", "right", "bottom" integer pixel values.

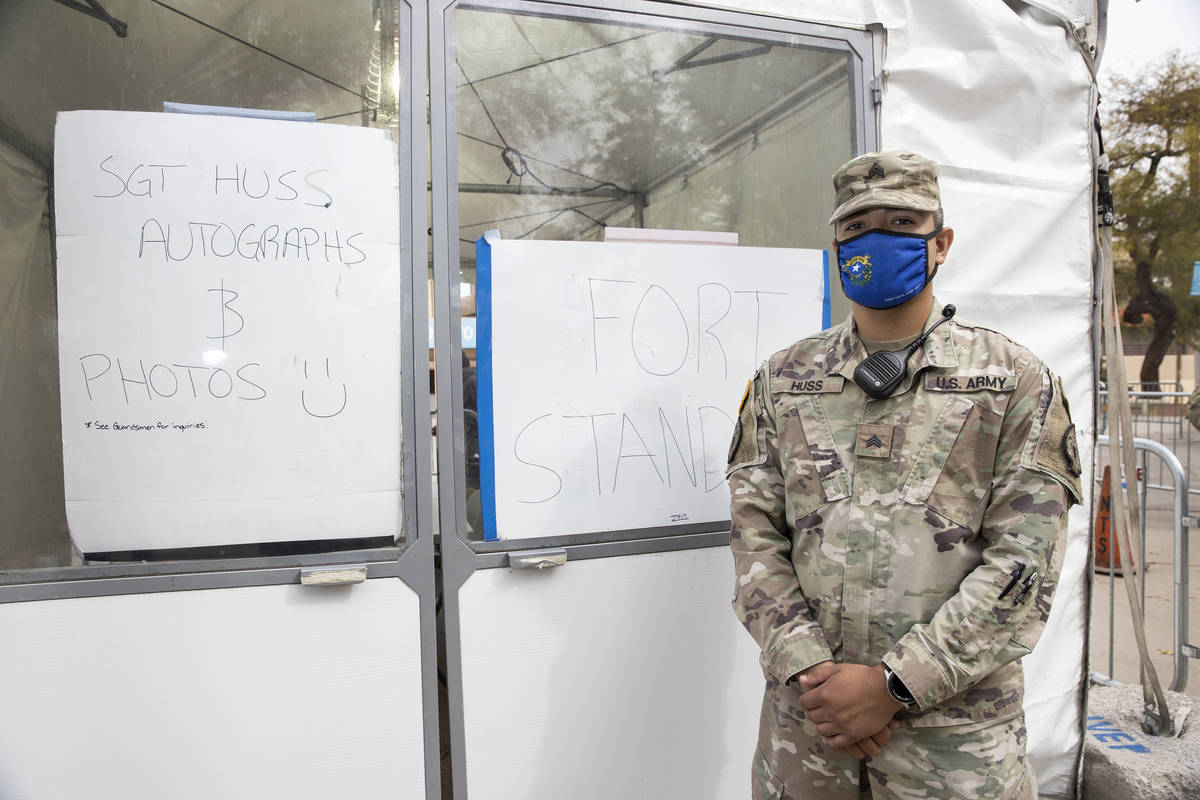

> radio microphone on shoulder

[{"left": 853, "top": 304, "right": 956, "bottom": 399}]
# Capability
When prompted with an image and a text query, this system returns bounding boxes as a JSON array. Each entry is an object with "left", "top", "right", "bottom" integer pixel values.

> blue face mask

[{"left": 835, "top": 228, "right": 941, "bottom": 310}]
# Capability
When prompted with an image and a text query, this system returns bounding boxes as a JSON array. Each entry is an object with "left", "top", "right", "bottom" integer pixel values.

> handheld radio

[{"left": 853, "top": 304, "right": 956, "bottom": 399}]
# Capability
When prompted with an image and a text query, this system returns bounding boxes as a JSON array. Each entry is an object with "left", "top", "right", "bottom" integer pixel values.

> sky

[{"left": 1099, "top": 0, "right": 1200, "bottom": 82}]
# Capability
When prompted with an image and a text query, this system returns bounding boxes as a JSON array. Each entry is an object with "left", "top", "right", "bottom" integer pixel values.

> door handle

[
  {"left": 300, "top": 565, "right": 368, "bottom": 586},
  {"left": 507, "top": 549, "right": 567, "bottom": 570}
]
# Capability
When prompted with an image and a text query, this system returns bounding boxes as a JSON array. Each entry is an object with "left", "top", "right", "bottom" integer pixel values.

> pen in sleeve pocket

[{"left": 997, "top": 563, "right": 1026, "bottom": 601}]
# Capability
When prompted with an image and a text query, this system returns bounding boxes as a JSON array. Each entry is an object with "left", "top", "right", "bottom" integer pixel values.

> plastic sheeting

[
  {"left": 689, "top": 2, "right": 1098, "bottom": 797},
  {"left": 0, "top": 0, "right": 381, "bottom": 168},
  {"left": 0, "top": 137, "right": 71, "bottom": 568}
]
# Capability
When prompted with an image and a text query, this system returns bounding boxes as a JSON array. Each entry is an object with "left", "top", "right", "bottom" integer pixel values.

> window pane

[
  {"left": 452, "top": 4, "right": 857, "bottom": 542},
  {"left": 0, "top": 0, "right": 410, "bottom": 569}
]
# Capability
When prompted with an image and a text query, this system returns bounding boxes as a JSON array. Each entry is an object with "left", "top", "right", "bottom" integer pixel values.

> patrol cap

[{"left": 828, "top": 150, "right": 941, "bottom": 224}]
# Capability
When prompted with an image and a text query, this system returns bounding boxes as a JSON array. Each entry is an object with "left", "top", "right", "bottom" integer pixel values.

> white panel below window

[
  {"left": 0, "top": 578, "right": 426, "bottom": 800},
  {"left": 459, "top": 547, "right": 764, "bottom": 800}
]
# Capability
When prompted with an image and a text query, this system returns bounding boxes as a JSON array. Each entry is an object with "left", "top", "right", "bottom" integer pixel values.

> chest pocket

[
  {"left": 901, "top": 394, "right": 1003, "bottom": 528},
  {"left": 776, "top": 394, "right": 851, "bottom": 525}
]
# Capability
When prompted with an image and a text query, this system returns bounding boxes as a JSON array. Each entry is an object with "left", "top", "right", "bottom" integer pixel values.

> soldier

[
  {"left": 727, "top": 150, "right": 1082, "bottom": 799},
  {"left": 1187, "top": 384, "right": 1200, "bottom": 433}
]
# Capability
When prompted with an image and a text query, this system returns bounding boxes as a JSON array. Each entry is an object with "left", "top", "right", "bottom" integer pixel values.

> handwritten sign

[
  {"left": 477, "top": 237, "right": 826, "bottom": 540},
  {"left": 54, "top": 111, "right": 402, "bottom": 553}
]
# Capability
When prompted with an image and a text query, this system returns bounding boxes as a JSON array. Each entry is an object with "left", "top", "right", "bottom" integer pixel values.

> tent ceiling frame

[
  {"left": 456, "top": 31, "right": 657, "bottom": 89},
  {"left": 537, "top": 59, "right": 849, "bottom": 241},
  {"left": 146, "top": 0, "right": 369, "bottom": 103},
  {"left": 49, "top": 0, "right": 127, "bottom": 38},
  {"left": 643, "top": 60, "right": 846, "bottom": 198},
  {"left": 651, "top": 36, "right": 772, "bottom": 81},
  {"left": 452, "top": 51, "right": 846, "bottom": 241}
]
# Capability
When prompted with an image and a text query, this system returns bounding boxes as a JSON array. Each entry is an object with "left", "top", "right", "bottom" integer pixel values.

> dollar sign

[{"left": 207, "top": 280, "right": 245, "bottom": 348}]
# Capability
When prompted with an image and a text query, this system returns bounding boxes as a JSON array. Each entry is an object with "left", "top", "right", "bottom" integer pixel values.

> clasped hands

[{"left": 795, "top": 661, "right": 906, "bottom": 759}]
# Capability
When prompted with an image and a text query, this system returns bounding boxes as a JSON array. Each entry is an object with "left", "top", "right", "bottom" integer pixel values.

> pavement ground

[{"left": 1087, "top": 500, "right": 1200, "bottom": 700}]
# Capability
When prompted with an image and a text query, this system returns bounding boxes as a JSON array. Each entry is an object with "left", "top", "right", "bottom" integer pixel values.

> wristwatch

[{"left": 883, "top": 665, "right": 916, "bottom": 707}]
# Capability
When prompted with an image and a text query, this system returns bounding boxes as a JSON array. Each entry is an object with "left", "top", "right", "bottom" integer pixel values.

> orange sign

[{"left": 1094, "top": 465, "right": 1122, "bottom": 574}]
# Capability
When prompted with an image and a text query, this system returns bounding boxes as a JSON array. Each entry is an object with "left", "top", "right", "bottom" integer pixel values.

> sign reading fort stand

[
  {"left": 475, "top": 234, "right": 826, "bottom": 541},
  {"left": 54, "top": 110, "right": 403, "bottom": 555}
]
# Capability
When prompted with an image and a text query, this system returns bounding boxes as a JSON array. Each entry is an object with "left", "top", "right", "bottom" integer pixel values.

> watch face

[{"left": 886, "top": 669, "right": 914, "bottom": 705}]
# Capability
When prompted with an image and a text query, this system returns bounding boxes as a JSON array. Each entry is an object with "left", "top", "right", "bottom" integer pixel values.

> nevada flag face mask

[{"left": 835, "top": 227, "right": 942, "bottom": 310}]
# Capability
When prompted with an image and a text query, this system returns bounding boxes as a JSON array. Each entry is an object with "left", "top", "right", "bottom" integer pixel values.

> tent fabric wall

[
  {"left": 879, "top": 7, "right": 1095, "bottom": 796},
  {"left": 0, "top": 137, "right": 71, "bottom": 568},
  {"left": 686, "top": 1, "right": 1099, "bottom": 797}
]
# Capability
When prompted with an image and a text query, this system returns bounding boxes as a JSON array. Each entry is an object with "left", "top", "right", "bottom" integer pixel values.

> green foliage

[{"left": 1104, "top": 50, "right": 1200, "bottom": 377}]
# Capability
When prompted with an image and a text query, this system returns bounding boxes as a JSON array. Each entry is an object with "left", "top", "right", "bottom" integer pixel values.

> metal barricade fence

[
  {"left": 1098, "top": 388, "right": 1195, "bottom": 496},
  {"left": 1094, "top": 435, "right": 1195, "bottom": 692}
]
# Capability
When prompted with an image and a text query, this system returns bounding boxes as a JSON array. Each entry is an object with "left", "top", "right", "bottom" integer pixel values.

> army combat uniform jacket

[{"left": 728, "top": 306, "right": 1082, "bottom": 729}]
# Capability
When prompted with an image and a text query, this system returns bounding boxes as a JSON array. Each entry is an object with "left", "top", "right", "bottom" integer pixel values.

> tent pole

[{"left": 633, "top": 191, "right": 646, "bottom": 228}]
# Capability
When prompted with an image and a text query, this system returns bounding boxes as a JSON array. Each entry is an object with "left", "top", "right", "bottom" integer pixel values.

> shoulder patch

[
  {"left": 1033, "top": 376, "right": 1082, "bottom": 505},
  {"left": 727, "top": 375, "right": 764, "bottom": 475},
  {"left": 1063, "top": 423, "right": 1082, "bottom": 478}
]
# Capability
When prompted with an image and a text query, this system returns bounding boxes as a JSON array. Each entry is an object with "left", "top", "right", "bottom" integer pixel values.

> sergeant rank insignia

[{"left": 855, "top": 423, "right": 893, "bottom": 458}]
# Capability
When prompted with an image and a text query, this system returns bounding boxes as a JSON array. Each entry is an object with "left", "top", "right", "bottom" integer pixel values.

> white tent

[{"left": 0, "top": 1, "right": 1101, "bottom": 797}]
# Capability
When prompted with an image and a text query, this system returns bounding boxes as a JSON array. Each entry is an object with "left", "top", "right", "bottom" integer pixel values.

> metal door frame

[
  {"left": 0, "top": 3, "right": 441, "bottom": 797},
  {"left": 429, "top": 2, "right": 879, "bottom": 795}
]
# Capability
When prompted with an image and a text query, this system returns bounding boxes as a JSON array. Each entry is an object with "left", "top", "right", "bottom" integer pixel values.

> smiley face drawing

[{"left": 299, "top": 357, "right": 348, "bottom": 418}]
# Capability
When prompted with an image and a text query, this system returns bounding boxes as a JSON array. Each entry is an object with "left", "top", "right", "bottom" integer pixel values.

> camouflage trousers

[{"left": 752, "top": 680, "right": 1037, "bottom": 800}]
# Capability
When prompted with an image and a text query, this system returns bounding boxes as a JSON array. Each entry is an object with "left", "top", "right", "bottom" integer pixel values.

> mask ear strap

[
  {"left": 921, "top": 230, "right": 940, "bottom": 289},
  {"left": 923, "top": 225, "right": 945, "bottom": 287}
]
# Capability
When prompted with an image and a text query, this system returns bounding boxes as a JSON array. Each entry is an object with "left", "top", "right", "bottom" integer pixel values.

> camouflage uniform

[{"left": 728, "top": 305, "right": 1081, "bottom": 799}]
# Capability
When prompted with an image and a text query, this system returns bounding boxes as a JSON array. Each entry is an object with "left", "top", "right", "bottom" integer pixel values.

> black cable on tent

[
  {"left": 51, "top": 0, "right": 127, "bottom": 37},
  {"left": 456, "top": 32, "right": 656, "bottom": 89},
  {"left": 317, "top": 109, "right": 373, "bottom": 122},
  {"left": 456, "top": 60, "right": 631, "bottom": 198},
  {"left": 455, "top": 128, "right": 628, "bottom": 197},
  {"left": 514, "top": 204, "right": 613, "bottom": 240},
  {"left": 516, "top": 208, "right": 571, "bottom": 239},
  {"left": 457, "top": 132, "right": 619, "bottom": 192},
  {"left": 145, "top": 0, "right": 371, "bottom": 103},
  {"left": 570, "top": 206, "right": 606, "bottom": 228},
  {"left": 460, "top": 198, "right": 618, "bottom": 231}
]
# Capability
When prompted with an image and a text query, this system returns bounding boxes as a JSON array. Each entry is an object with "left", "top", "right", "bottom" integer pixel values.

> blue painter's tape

[
  {"left": 162, "top": 102, "right": 316, "bottom": 122},
  {"left": 822, "top": 250, "right": 832, "bottom": 329},
  {"left": 476, "top": 236, "right": 498, "bottom": 541}
]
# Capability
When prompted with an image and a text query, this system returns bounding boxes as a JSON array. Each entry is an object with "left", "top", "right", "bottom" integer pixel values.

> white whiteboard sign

[
  {"left": 54, "top": 111, "right": 402, "bottom": 553},
  {"left": 478, "top": 238, "right": 826, "bottom": 540}
]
